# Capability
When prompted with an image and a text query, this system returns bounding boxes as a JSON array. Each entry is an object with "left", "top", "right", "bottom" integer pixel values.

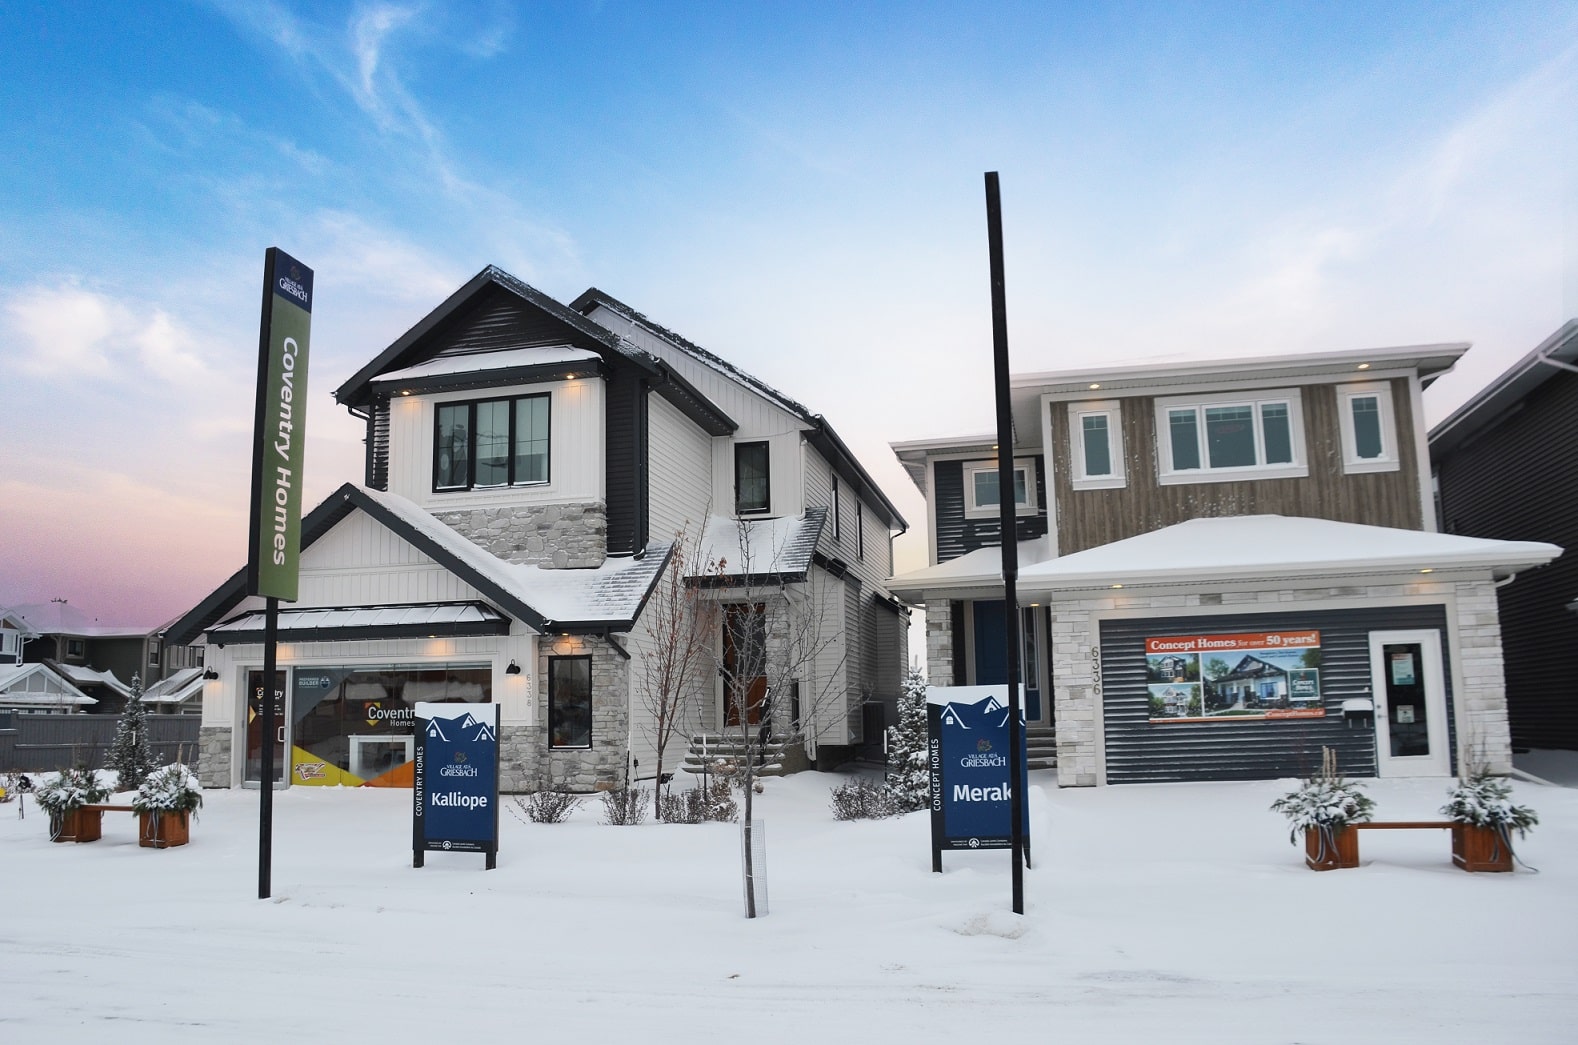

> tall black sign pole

[
  {"left": 984, "top": 172, "right": 1026, "bottom": 915},
  {"left": 247, "top": 248, "right": 313, "bottom": 900}
]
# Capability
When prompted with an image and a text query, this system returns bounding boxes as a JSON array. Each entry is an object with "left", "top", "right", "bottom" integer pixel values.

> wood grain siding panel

[
  {"left": 1099, "top": 605, "right": 1454, "bottom": 783},
  {"left": 647, "top": 395, "right": 713, "bottom": 543},
  {"left": 1052, "top": 379, "right": 1422, "bottom": 553},
  {"left": 933, "top": 458, "right": 1049, "bottom": 563},
  {"left": 604, "top": 367, "right": 645, "bottom": 555},
  {"left": 1436, "top": 369, "right": 1578, "bottom": 750}
]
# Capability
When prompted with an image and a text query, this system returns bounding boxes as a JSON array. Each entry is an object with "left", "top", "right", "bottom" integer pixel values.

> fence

[{"left": 0, "top": 715, "right": 202, "bottom": 773}]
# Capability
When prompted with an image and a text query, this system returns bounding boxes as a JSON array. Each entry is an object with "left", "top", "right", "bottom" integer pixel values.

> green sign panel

[{"left": 247, "top": 248, "right": 313, "bottom": 601}]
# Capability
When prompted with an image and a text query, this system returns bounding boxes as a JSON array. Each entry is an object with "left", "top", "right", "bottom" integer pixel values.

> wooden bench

[
  {"left": 53, "top": 804, "right": 191, "bottom": 848},
  {"left": 1354, "top": 820, "right": 1511, "bottom": 872}
]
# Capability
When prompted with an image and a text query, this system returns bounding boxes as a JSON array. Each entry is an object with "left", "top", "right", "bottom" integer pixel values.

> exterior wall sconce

[
  {"left": 203, "top": 667, "right": 219, "bottom": 680},
  {"left": 505, "top": 660, "right": 521, "bottom": 675}
]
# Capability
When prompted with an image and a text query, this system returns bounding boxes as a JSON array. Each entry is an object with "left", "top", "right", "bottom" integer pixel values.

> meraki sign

[{"left": 247, "top": 248, "right": 313, "bottom": 601}]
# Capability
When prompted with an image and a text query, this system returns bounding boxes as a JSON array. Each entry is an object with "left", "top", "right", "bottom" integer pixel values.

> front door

[
  {"left": 722, "top": 604, "right": 767, "bottom": 727},
  {"left": 1368, "top": 630, "right": 1450, "bottom": 777},
  {"left": 971, "top": 601, "right": 1044, "bottom": 723},
  {"left": 244, "top": 670, "right": 288, "bottom": 786}
]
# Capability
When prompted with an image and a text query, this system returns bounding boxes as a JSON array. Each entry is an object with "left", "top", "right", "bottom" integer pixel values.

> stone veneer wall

[
  {"left": 536, "top": 634, "right": 629, "bottom": 791},
  {"left": 432, "top": 502, "right": 607, "bottom": 568},
  {"left": 926, "top": 598, "right": 954, "bottom": 685},
  {"left": 1049, "top": 577, "right": 1513, "bottom": 788},
  {"left": 198, "top": 726, "right": 231, "bottom": 789}
]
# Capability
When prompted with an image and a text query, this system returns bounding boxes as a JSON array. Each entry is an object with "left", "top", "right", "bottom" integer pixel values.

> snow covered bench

[{"left": 1352, "top": 821, "right": 1509, "bottom": 872}]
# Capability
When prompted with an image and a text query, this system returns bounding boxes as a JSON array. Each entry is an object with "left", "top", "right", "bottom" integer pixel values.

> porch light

[
  {"left": 1088, "top": 383, "right": 1101, "bottom": 390},
  {"left": 203, "top": 667, "right": 219, "bottom": 680},
  {"left": 400, "top": 389, "right": 412, "bottom": 395},
  {"left": 1111, "top": 584, "right": 1124, "bottom": 589},
  {"left": 505, "top": 660, "right": 522, "bottom": 675},
  {"left": 1419, "top": 568, "right": 1434, "bottom": 574},
  {"left": 1357, "top": 363, "right": 1371, "bottom": 370}
]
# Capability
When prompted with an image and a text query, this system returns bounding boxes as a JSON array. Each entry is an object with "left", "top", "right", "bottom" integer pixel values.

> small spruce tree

[
  {"left": 884, "top": 664, "right": 930, "bottom": 812},
  {"left": 106, "top": 674, "right": 159, "bottom": 791}
]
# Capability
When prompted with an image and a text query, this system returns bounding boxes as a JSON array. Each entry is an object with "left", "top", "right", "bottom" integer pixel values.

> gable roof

[
  {"left": 164, "top": 483, "right": 675, "bottom": 646},
  {"left": 1429, "top": 319, "right": 1578, "bottom": 456},
  {"left": 690, "top": 508, "right": 828, "bottom": 587},
  {"left": 573, "top": 288, "right": 907, "bottom": 531},
  {"left": 0, "top": 663, "right": 97, "bottom": 707}
]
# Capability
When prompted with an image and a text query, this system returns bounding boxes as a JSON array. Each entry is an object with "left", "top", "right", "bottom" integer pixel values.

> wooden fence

[{"left": 0, "top": 714, "right": 201, "bottom": 773}]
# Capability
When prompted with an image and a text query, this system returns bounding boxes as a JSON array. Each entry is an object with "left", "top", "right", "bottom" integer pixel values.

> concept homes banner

[
  {"left": 927, "top": 687, "right": 1030, "bottom": 860},
  {"left": 247, "top": 247, "right": 313, "bottom": 601},
  {"left": 1146, "top": 630, "right": 1323, "bottom": 722},
  {"left": 413, "top": 702, "right": 499, "bottom": 869}
]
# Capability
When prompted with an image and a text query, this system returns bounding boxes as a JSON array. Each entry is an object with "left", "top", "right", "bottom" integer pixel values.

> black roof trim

[
  {"left": 335, "top": 267, "right": 657, "bottom": 409},
  {"left": 208, "top": 602, "right": 511, "bottom": 645},
  {"left": 649, "top": 357, "right": 737, "bottom": 436},
  {"left": 804, "top": 417, "right": 907, "bottom": 531},
  {"left": 370, "top": 359, "right": 609, "bottom": 399}
]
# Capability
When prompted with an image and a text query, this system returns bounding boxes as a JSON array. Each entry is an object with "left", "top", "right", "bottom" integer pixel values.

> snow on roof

[
  {"left": 142, "top": 667, "right": 205, "bottom": 705},
  {"left": 48, "top": 663, "right": 133, "bottom": 695},
  {"left": 0, "top": 663, "right": 96, "bottom": 705},
  {"left": 886, "top": 537, "right": 1054, "bottom": 600},
  {"left": 371, "top": 345, "right": 600, "bottom": 383},
  {"left": 1018, "top": 515, "right": 1562, "bottom": 592},
  {"left": 6, "top": 601, "right": 155, "bottom": 637},
  {"left": 357, "top": 488, "right": 672, "bottom": 627},
  {"left": 692, "top": 509, "right": 826, "bottom": 581}
]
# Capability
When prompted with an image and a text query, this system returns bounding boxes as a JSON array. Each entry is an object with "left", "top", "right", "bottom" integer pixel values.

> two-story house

[
  {"left": 1431, "top": 319, "right": 1578, "bottom": 752},
  {"left": 165, "top": 267, "right": 907, "bottom": 793},
  {"left": 890, "top": 345, "right": 1560, "bottom": 787}
]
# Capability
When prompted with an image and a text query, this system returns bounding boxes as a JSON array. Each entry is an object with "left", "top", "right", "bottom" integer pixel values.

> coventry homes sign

[
  {"left": 928, "top": 687, "right": 1031, "bottom": 871},
  {"left": 246, "top": 247, "right": 313, "bottom": 601},
  {"left": 413, "top": 702, "right": 500, "bottom": 870}
]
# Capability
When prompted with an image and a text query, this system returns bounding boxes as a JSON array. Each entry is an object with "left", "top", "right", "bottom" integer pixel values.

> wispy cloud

[{"left": 2, "top": 284, "right": 213, "bottom": 384}]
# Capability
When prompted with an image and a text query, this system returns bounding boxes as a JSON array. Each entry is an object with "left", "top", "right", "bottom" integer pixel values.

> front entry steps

[
  {"left": 1026, "top": 727, "right": 1057, "bottom": 771},
  {"left": 681, "top": 732, "right": 789, "bottom": 777}
]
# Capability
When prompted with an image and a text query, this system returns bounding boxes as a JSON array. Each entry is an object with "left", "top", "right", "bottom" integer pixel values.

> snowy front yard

[{"left": 5, "top": 766, "right": 1576, "bottom": 1043}]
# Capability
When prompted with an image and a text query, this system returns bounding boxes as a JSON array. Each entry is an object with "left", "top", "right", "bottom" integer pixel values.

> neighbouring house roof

[
  {"left": 1428, "top": 319, "right": 1578, "bottom": 456},
  {"left": 885, "top": 537, "right": 1056, "bottom": 603},
  {"left": 689, "top": 508, "right": 828, "bottom": 587},
  {"left": 0, "top": 663, "right": 97, "bottom": 707},
  {"left": 165, "top": 483, "right": 675, "bottom": 646},
  {"left": 142, "top": 666, "right": 205, "bottom": 706},
  {"left": 47, "top": 662, "right": 133, "bottom": 695},
  {"left": 888, "top": 434, "right": 998, "bottom": 497},
  {"left": 5, "top": 601, "right": 155, "bottom": 638},
  {"left": 1016, "top": 515, "right": 1562, "bottom": 593},
  {"left": 208, "top": 602, "right": 511, "bottom": 644},
  {"left": 574, "top": 288, "right": 907, "bottom": 531}
]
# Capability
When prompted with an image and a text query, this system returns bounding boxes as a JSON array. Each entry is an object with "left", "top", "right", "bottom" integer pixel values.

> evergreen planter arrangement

[
  {"left": 1441, "top": 770, "right": 1536, "bottom": 873},
  {"left": 1271, "top": 749, "right": 1375, "bottom": 871},
  {"left": 132, "top": 764, "right": 203, "bottom": 849},
  {"left": 34, "top": 767, "right": 111, "bottom": 843}
]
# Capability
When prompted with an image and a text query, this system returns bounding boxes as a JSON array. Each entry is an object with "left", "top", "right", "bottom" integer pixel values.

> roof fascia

[{"left": 1429, "top": 320, "right": 1578, "bottom": 456}]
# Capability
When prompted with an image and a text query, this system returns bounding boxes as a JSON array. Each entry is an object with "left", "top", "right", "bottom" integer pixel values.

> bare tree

[{"left": 634, "top": 529, "right": 718, "bottom": 821}]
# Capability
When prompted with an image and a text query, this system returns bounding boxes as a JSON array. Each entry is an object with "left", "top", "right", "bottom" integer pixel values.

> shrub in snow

[
  {"left": 511, "top": 789, "right": 583, "bottom": 824},
  {"left": 106, "top": 673, "right": 159, "bottom": 791},
  {"left": 601, "top": 784, "right": 651, "bottom": 825},
  {"left": 1442, "top": 768, "right": 1537, "bottom": 839},
  {"left": 829, "top": 776, "right": 903, "bottom": 821},
  {"left": 1270, "top": 748, "right": 1375, "bottom": 844},
  {"left": 132, "top": 763, "right": 203, "bottom": 816},
  {"left": 34, "top": 766, "right": 111, "bottom": 816},
  {"left": 658, "top": 780, "right": 738, "bottom": 823},
  {"left": 883, "top": 665, "right": 930, "bottom": 813}
]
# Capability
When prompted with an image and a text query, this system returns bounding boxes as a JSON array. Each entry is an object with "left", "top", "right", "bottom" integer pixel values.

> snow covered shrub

[
  {"left": 658, "top": 779, "right": 738, "bottom": 823},
  {"left": 34, "top": 766, "right": 110, "bottom": 816},
  {"left": 601, "top": 784, "right": 651, "bottom": 826},
  {"left": 829, "top": 777, "right": 902, "bottom": 821},
  {"left": 1270, "top": 748, "right": 1375, "bottom": 844},
  {"left": 1442, "top": 769, "right": 1537, "bottom": 839},
  {"left": 512, "top": 789, "right": 583, "bottom": 824},
  {"left": 106, "top": 674, "right": 159, "bottom": 791},
  {"left": 884, "top": 665, "right": 930, "bottom": 813},
  {"left": 132, "top": 763, "right": 203, "bottom": 816}
]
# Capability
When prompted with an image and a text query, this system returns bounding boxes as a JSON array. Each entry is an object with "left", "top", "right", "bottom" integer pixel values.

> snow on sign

[
  {"left": 1145, "top": 631, "right": 1323, "bottom": 722},
  {"left": 413, "top": 702, "right": 499, "bottom": 870},
  {"left": 926, "top": 687, "right": 1030, "bottom": 869}
]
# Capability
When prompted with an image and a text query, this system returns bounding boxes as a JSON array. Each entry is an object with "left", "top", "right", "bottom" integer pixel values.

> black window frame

[
  {"left": 547, "top": 655, "right": 593, "bottom": 749},
  {"left": 432, "top": 392, "right": 552, "bottom": 493},
  {"left": 856, "top": 500, "right": 865, "bottom": 561},
  {"left": 734, "top": 440, "right": 771, "bottom": 515}
]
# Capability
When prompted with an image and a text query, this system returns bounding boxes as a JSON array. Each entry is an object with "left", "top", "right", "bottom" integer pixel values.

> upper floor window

[
  {"left": 1155, "top": 389, "right": 1307, "bottom": 485},
  {"left": 831, "top": 475, "right": 841, "bottom": 542},
  {"left": 735, "top": 441, "right": 770, "bottom": 514},
  {"left": 433, "top": 393, "right": 551, "bottom": 492},
  {"left": 148, "top": 642, "right": 160, "bottom": 667},
  {"left": 964, "top": 459, "right": 1036, "bottom": 518},
  {"left": 1068, "top": 400, "right": 1126, "bottom": 490},
  {"left": 1336, "top": 382, "right": 1400, "bottom": 474},
  {"left": 65, "top": 638, "right": 85, "bottom": 659},
  {"left": 856, "top": 500, "right": 865, "bottom": 561}
]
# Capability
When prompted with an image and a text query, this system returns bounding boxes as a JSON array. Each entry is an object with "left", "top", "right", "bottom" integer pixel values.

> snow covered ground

[{"left": 5, "top": 758, "right": 1576, "bottom": 1044}]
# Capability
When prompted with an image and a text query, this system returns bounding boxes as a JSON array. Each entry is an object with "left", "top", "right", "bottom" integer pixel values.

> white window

[
  {"left": 964, "top": 459, "right": 1036, "bottom": 518},
  {"left": 1155, "top": 388, "right": 1307, "bottom": 484},
  {"left": 1336, "top": 381, "right": 1400, "bottom": 473},
  {"left": 1068, "top": 400, "right": 1126, "bottom": 490}
]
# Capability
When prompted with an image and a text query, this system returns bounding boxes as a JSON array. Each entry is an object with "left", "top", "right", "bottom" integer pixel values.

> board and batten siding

[
  {"left": 647, "top": 394, "right": 714, "bottom": 545},
  {"left": 933, "top": 457, "right": 1049, "bottom": 564},
  {"left": 1049, "top": 378, "right": 1423, "bottom": 554},
  {"left": 1097, "top": 605, "right": 1454, "bottom": 784},
  {"left": 294, "top": 510, "right": 493, "bottom": 607},
  {"left": 384, "top": 379, "right": 605, "bottom": 510},
  {"left": 1436, "top": 366, "right": 1578, "bottom": 750}
]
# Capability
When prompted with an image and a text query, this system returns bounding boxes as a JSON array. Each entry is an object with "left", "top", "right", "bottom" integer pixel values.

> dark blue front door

[{"left": 972, "top": 600, "right": 1043, "bottom": 721}]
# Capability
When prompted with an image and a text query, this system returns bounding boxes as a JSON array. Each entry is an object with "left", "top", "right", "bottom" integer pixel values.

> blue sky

[{"left": 1, "top": 1, "right": 1574, "bottom": 625}]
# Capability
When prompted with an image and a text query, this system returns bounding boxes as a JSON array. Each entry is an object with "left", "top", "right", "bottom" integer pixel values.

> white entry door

[{"left": 1368, "top": 630, "right": 1451, "bottom": 777}]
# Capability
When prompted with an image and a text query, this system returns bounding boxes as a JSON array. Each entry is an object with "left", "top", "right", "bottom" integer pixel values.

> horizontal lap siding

[{"left": 1100, "top": 605, "right": 1453, "bottom": 783}]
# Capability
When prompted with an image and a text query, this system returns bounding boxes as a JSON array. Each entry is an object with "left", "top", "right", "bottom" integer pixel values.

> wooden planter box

[
  {"left": 51, "top": 807, "right": 102, "bottom": 843},
  {"left": 1304, "top": 826, "right": 1359, "bottom": 870},
  {"left": 138, "top": 810, "right": 191, "bottom": 849},
  {"left": 1451, "top": 823, "right": 1512, "bottom": 872}
]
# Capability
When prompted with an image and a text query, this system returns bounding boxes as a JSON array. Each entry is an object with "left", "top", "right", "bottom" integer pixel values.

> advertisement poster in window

[{"left": 1145, "top": 631, "right": 1323, "bottom": 722}]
